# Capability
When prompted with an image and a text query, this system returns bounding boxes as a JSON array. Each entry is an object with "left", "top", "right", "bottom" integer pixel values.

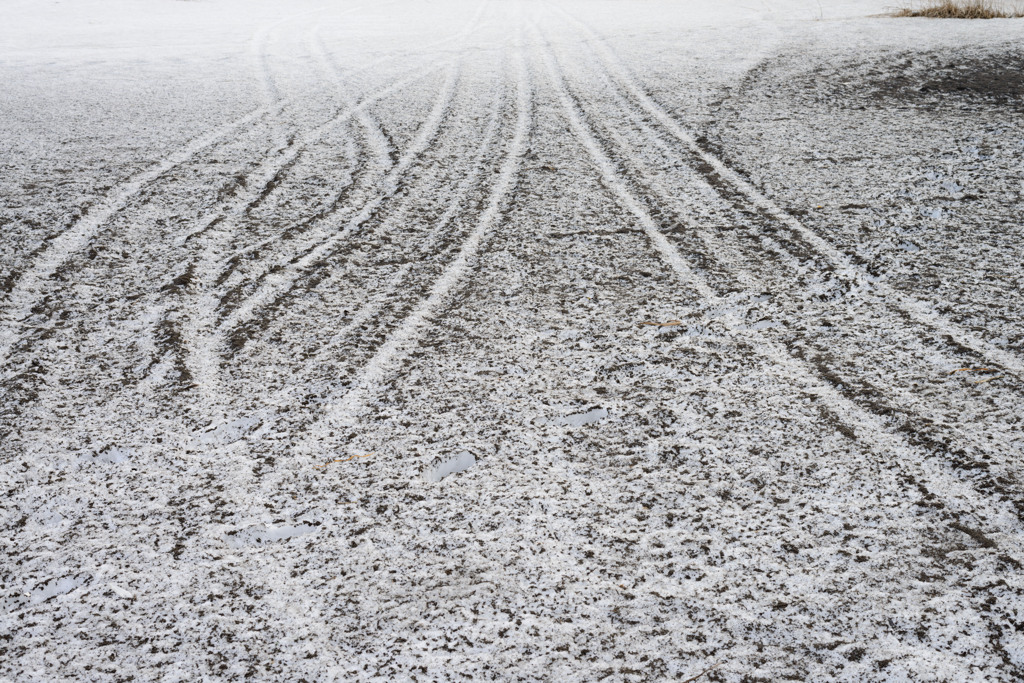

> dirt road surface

[{"left": 2, "top": 1, "right": 1023, "bottom": 680}]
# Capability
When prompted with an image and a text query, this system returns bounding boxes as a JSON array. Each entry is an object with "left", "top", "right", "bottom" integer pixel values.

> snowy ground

[{"left": 2, "top": 0, "right": 1023, "bottom": 680}]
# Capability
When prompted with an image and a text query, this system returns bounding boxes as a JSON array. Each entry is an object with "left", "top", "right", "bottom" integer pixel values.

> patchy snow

[{"left": 2, "top": 0, "right": 1024, "bottom": 680}]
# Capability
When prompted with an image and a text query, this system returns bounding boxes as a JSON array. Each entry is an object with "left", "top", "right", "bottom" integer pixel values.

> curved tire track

[
  {"left": 545, "top": 3, "right": 1024, "bottom": 384},
  {"left": 532, "top": 19, "right": 1024, "bottom": 557},
  {"left": 291, "top": 36, "right": 531, "bottom": 458},
  {"left": 536, "top": 15, "right": 1024, "bottom": 509},
  {"left": 253, "top": 71, "right": 508, "bottom": 415},
  {"left": 536, "top": 12, "right": 1024, "bottom": 518}
]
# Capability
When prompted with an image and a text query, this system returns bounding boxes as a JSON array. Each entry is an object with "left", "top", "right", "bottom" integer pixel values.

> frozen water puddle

[
  {"left": 196, "top": 415, "right": 261, "bottom": 448},
  {"left": 224, "top": 523, "right": 318, "bottom": 549},
  {"left": 78, "top": 445, "right": 135, "bottom": 465},
  {"left": 562, "top": 406, "right": 608, "bottom": 426},
  {"left": 537, "top": 406, "right": 608, "bottom": 427},
  {"left": 2, "top": 573, "right": 91, "bottom": 613},
  {"left": 422, "top": 451, "right": 476, "bottom": 483}
]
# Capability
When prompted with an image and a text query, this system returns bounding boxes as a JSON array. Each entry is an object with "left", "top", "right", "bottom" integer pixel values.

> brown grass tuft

[{"left": 894, "top": 0, "right": 1024, "bottom": 17}]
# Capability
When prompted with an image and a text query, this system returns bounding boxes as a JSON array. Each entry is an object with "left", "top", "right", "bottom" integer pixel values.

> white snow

[{"left": 2, "top": 0, "right": 1023, "bottom": 680}]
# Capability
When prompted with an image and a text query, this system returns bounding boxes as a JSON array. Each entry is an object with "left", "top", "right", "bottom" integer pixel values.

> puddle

[{"left": 422, "top": 451, "right": 476, "bottom": 483}]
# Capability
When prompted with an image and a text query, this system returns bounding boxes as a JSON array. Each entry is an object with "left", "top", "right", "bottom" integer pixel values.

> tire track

[
  {"left": 537, "top": 16, "right": 1024, "bottom": 514},
  {"left": 536, "top": 20, "right": 1024, "bottom": 497},
  {"left": 532, "top": 20, "right": 1024, "bottom": 557},
  {"left": 180, "top": 60, "right": 452, "bottom": 405},
  {"left": 7, "top": 5, "right": 487, "bottom": 440},
  {"left": 197, "top": 14, "right": 488, "bottom": 296},
  {"left": 217, "top": 59, "right": 460, "bottom": 337},
  {"left": 0, "top": 104, "right": 285, "bottom": 368},
  {"left": 253, "top": 69, "right": 507, "bottom": 413},
  {"left": 290, "top": 34, "right": 531, "bottom": 460},
  {"left": 0, "top": 10, "right": 338, "bottom": 443},
  {"left": 203, "top": 24, "right": 399, "bottom": 290},
  {"left": 196, "top": 2, "right": 491, "bottom": 336},
  {"left": 311, "top": 26, "right": 394, "bottom": 179},
  {"left": 131, "top": 10, "right": 376, "bottom": 403},
  {"left": 166, "top": 5, "right": 492, "bottom": 408},
  {"left": 545, "top": 3, "right": 1024, "bottom": 384},
  {"left": 0, "top": 6, "right": 363, "bottom": 369},
  {"left": 0, "top": 2, "right": 365, "bottom": 363}
]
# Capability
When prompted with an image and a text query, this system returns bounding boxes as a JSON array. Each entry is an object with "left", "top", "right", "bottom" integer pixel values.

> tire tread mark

[
  {"left": 214, "top": 60, "right": 463, "bottom": 359},
  {"left": 546, "top": 28, "right": 1024, "bottom": 493},
  {"left": 0, "top": 102, "right": 286, "bottom": 366},
  {"left": 547, "top": 3, "right": 1024, "bottom": 383},
  {"left": 293, "top": 35, "right": 530, "bottom": 457},
  {"left": 533, "top": 19, "right": 1024, "bottom": 553},
  {"left": 256, "top": 72, "right": 508, "bottom": 406}
]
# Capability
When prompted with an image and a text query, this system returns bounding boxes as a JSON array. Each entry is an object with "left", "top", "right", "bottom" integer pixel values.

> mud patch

[{"left": 869, "top": 52, "right": 1024, "bottom": 106}]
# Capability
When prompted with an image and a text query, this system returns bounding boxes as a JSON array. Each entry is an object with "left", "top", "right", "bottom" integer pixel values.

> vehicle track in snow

[
  {"left": 0, "top": 10, "right": 330, "bottom": 442},
  {"left": 531, "top": 20, "right": 1024, "bottom": 552},
  {"left": 180, "top": 62, "right": 452, "bottom": 405},
  {"left": 183, "top": 6, "right": 491, "bottom": 409},
  {"left": 0, "top": 101, "right": 283, "bottom": 368},
  {"left": 0, "top": 5, "right": 463, "bottom": 442},
  {"left": 229, "top": 70, "right": 509, "bottom": 418},
  {"left": 280, "top": 32, "right": 531, "bottom": 460},
  {"left": 4, "top": 2, "right": 1023, "bottom": 680},
  {"left": 221, "top": 10, "right": 1022, "bottom": 677},
  {"left": 544, "top": 5, "right": 1024, "bottom": 385},
  {"left": 0, "top": 4, "right": 372, "bottom": 369},
  {"left": 537, "top": 10, "right": 1024, "bottom": 519}
]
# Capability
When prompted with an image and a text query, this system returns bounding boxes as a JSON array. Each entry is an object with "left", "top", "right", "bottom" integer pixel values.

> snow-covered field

[{"left": 2, "top": 0, "right": 1023, "bottom": 680}]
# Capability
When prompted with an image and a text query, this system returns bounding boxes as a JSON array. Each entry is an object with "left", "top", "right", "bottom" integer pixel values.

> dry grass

[{"left": 894, "top": 0, "right": 1024, "bottom": 17}]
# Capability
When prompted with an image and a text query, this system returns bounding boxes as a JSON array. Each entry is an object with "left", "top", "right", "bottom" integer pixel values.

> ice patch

[
  {"left": 562, "top": 406, "right": 608, "bottom": 426},
  {"left": 24, "top": 574, "right": 90, "bottom": 607},
  {"left": 83, "top": 445, "right": 134, "bottom": 464},
  {"left": 536, "top": 406, "right": 610, "bottom": 427},
  {"left": 224, "top": 523, "right": 318, "bottom": 549},
  {"left": 422, "top": 451, "right": 476, "bottom": 483},
  {"left": 108, "top": 582, "right": 135, "bottom": 600},
  {"left": 197, "top": 416, "right": 261, "bottom": 447},
  {"left": 747, "top": 318, "right": 779, "bottom": 331}
]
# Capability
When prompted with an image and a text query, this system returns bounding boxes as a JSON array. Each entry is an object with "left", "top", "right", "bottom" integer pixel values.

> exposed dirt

[{"left": 2, "top": 1, "right": 1023, "bottom": 681}]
